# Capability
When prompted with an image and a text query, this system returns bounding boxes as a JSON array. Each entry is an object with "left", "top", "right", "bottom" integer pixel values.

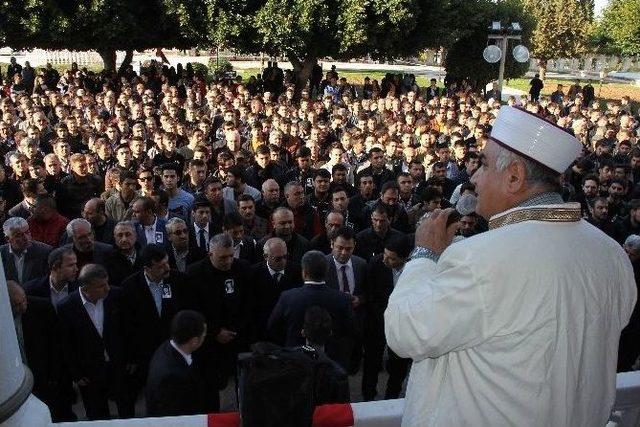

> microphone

[
  {"left": 446, "top": 193, "right": 478, "bottom": 226},
  {"left": 417, "top": 193, "right": 478, "bottom": 227}
]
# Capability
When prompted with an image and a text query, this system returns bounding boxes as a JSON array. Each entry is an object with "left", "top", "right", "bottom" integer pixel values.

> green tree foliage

[
  {"left": 205, "top": 0, "right": 448, "bottom": 89},
  {"left": 0, "top": 0, "right": 207, "bottom": 72},
  {"left": 444, "top": 0, "right": 533, "bottom": 91},
  {"left": 597, "top": 0, "right": 640, "bottom": 56},
  {"left": 524, "top": 0, "right": 593, "bottom": 78}
]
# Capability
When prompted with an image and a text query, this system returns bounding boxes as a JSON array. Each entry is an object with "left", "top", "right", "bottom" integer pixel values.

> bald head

[
  {"left": 82, "top": 198, "right": 106, "bottom": 226},
  {"left": 264, "top": 237, "right": 287, "bottom": 255},
  {"left": 84, "top": 197, "right": 102, "bottom": 212},
  {"left": 324, "top": 212, "right": 344, "bottom": 238},
  {"left": 272, "top": 207, "right": 294, "bottom": 240},
  {"left": 263, "top": 237, "right": 288, "bottom": 271},
  {"left": 262, "top": 179, "right": 280, "bottom": 204}
]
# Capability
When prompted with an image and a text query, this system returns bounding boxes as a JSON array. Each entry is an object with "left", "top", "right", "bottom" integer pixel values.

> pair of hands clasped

[{"left": 415, "top": 208, "right": 460, "bottom": 255}]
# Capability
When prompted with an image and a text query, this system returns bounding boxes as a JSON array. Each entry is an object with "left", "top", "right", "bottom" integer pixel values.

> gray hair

[
  {"left": 272, "top": 206, "right": 293, "bottom": 219},
  {"left": 20, "top": 137, "right": 36, "bottom": 147},
  {"left": 43, "top": 153, "right": 59, "bottom": 163},
  {"left": 165, "top": 217, "right": 186, "bottom": 234},
  {"left": 284, "top": 181, "right": 303, "bottom": 194},
  {"left": 209, "top": 233, "right": 233, "bottom": 250},
  {"left": 8, "top": 152, "right": 25, "bottom": 164},
  {"left": 624, "top": 234, "right": 640, "bottom": 253},
  {"left": 263, "top": 237, "right": 286, "bottom": 256},
  {"left": 114, "top": 220, "right": 136, "bottom": 233},
  {"left": 493, "top": 143, "right": 561, "bottom": 190},
  {"left": 3, "top": 217, "right": 28, "bottom": 238},
  {"left": 66, "top": 218, "right": 92, "bottom": 238},
  {"left": 261, "top": 179, "right": 279, "bottom": 192},
  {"left": 78, "top": 263, "right": 108, "bottom": 288}
]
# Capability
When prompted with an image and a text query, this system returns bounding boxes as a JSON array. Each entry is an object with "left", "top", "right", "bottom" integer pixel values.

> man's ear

[{"left": 505, "top": 161, "right": 527, "bottom": 194}]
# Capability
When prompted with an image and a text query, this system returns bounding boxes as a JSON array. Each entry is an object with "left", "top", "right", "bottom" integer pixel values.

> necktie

[
  {"left": 273, "top": 272, "right": 281, "bottom": 283},
  {"left": 198, "top": 228, "right": 206, "bottom": 250},
  {"left": 340, "top": 265, "right": 350, "bottom": 294}
]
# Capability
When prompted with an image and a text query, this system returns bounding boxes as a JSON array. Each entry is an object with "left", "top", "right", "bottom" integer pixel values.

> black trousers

[
  {"left": 362, "top": 330, "right": 410, "bottom": 400},
  {"left": 79, "top": 363, "right": 135, "bottom": 420},
  {"left": 384, "top": 349, "right": 411, "bottom": 399},
  {"left": 47, "top": 381, "right": 77, "bottom": 422},
  {"left": 618, "top": 321, "right": 640, "bottom": 372},
  {"left": 193, "top": 345, "right": 223, "bottom": 413}
]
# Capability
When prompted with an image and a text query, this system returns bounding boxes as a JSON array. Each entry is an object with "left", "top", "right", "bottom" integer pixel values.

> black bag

[{"left": 238, "top": 342, "right": 318, "bottom": 427}]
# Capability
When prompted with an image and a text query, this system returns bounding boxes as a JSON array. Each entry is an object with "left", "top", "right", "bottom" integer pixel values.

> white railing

[{"left": 52, "top": 371, "right": 640, "bottom": 427}]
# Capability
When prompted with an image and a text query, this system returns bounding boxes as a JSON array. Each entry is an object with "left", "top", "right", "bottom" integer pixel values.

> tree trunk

[
  {"left": 97, "top": 48, "right": 117, "bottom": 72},
  {"left": 117, "top": 49, "right": 134, "bottom": 75},
  {"left": 537, "top": 58, "right": 548, "bottom": 81},
  {"left": 290, "top": 55, "right": 317, "bottom": 98}
]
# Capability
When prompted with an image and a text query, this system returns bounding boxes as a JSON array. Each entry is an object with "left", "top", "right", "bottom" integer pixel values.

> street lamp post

[{"left": 486, "top": 21, "right": 523, "bottom": 98}]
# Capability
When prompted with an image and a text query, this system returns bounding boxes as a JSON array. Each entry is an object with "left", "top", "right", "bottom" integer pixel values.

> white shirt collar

[
  {"left": 79, "top": 289, "right": 102, "bottom": 307},
  {"left": 49, "top": 277, "right": 69, "bottom": 294},
  {"left": 173, "top": 246, "right": 188, "bottom": 258},
  {"left": 194, "top": 222, "right": 209, "bottom": 233},
  {"left": 332, "top": 256, "right": 353, "bottom": 269},
  {"left": 9, "top": 244, "right": 28, "bottom": 256},
  {"left": 170, "top": 340, "right": 193, "bottom": 366},
  {"left": 144, "top": 272, "right": 164, "bottom": 287},
  {"left": 304, "top": 281, "right": 325, "bottom": 285},
  {"left": 145, "top": 216, "right": 158, "bottom": 229},
  {"left": 267, "top": 263, "right": 284, "bottom": 277}
]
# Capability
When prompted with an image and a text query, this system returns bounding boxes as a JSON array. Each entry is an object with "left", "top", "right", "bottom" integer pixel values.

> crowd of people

[{"left": 1, "top": 55, "right": 639, "bottom": 421}]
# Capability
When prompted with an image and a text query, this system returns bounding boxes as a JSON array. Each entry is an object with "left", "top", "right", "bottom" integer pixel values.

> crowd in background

[{"left": 1, "top": 55, "right": 639, "bottom": 421}]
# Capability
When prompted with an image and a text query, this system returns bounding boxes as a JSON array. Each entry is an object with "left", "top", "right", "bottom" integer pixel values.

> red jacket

[{"left": 28, "top": 213, "right": 69, "bottom": 247}]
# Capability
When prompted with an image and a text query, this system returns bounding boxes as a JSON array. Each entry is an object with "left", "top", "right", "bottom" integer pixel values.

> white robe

[{"left": 385, "top": 204, "right": 637, "bottom": 427}]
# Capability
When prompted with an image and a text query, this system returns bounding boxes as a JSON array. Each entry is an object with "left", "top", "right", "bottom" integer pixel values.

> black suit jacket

[
  {"left": 120, "top": 270, "right": 191, "bottom": 375},
  {"left": 22, "top": 296, "right": 65, "bottom": 403},
  {"left": 425, "top": 86, "right": 440, "bottom": 100},
  {"left": 354, "top": 227, "right": 402, "bottom": 261},
  {"left": 0, "top": 241, "right": 53, "bottom": 285},
  {"left": 236, "top": 237, "right": 258, "bottom": 265},
  {"left": 103, "top": 248, "right": 144, "bottom": 287},
  {"left": 62, "top": 242, "right": 113, "bottom": 269},
  {"left": 166, "top": 244, "right": 207, "bottom": 272},
  {"left": 24, "top": 275, "right": 79, "bottom": 304},
  {"left": 146, "top": 341, "right": 206, "bottom": 417},
  {"left": 267, "top": 283, "right": 355, "bottom": 368},
  {"left": 188, "top": 222, "right": 216, "bottom": 252},
  {"left": 187, "top": 258, "right": 254, "bottom": 344},
  {"left": 324, "top": 254, "right": 366, "bottom": 297},
  {"left": 57, "top": 289, "right": 126, "bottom": 383},
  {"left": 250, "top": 261, "right": 302, "bottom": 341},
  {"left": 363, "top": 254, "right": 395, "bottom": 340}
]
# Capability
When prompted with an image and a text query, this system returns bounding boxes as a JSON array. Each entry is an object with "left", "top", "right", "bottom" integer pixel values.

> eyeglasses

[{"left": 138, "top": 176, "right": 154, "bottom": 181}]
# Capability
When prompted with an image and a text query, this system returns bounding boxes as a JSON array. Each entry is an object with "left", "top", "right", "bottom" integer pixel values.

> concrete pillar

[{"left": 0, "top": 260, "right": 50, "bottom": 426}]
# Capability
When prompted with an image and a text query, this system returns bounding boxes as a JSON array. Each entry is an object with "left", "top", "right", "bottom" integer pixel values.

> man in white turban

[{"left": 385, "top": 106, "right": 637, "bottom": 427}]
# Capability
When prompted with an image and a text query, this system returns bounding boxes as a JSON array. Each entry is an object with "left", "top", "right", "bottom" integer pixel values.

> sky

[{"left": 595, "top": 0, "right": 608, "bottom": 16}]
